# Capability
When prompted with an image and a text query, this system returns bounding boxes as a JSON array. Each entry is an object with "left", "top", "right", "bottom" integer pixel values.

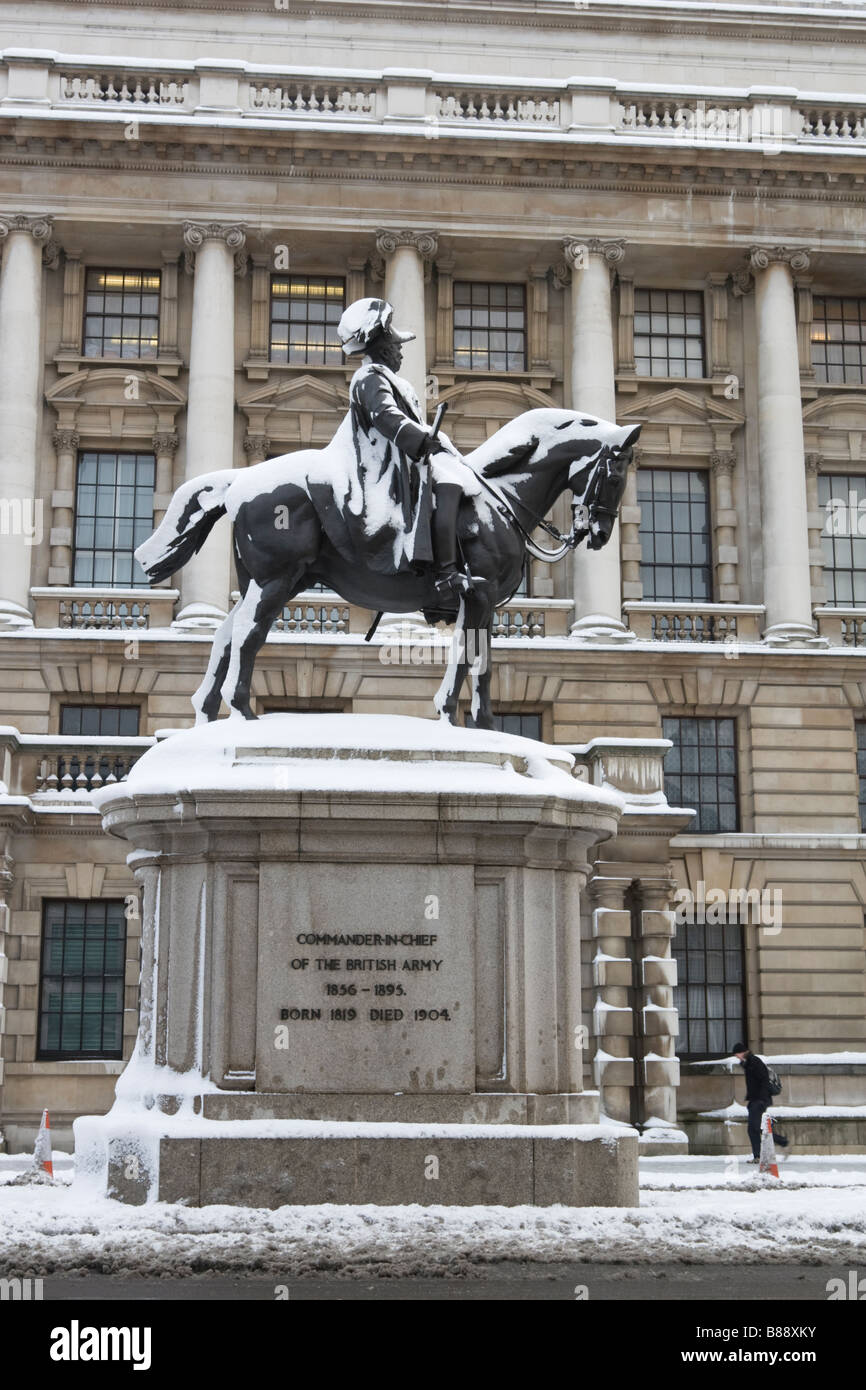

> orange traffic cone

[
  {"left": 758, "top": 1111, "right": 779, "bottom": 1178},
  {"left": 32, "top": 1109, "right": 53, "bottom": 1178}
]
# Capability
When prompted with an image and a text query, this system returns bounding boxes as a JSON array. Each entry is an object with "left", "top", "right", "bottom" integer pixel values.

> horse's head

[{"left": 570, "top": 420, "right": 641, "bottom": 550}]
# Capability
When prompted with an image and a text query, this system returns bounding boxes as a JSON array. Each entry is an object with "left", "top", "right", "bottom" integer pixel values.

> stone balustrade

[
  {"left": 0, "top": 728, "right": 154, "bottom": 800},
  {"left": 3, "top": 52, "right": 864, "bottom": 150},
  {"left": 30, "top": 587, "right": 179, "bottom": 631},
  {"left": 814, "top": 606, "right": 866, "bottom": 648},
  {"left": 624, "top": 602, "right": 765, "bottom": 644}
]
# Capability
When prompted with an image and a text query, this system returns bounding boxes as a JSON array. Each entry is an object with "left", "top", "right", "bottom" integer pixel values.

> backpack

[{"left": 765, "top": 1063, "right": 783, "bottom": 1097}]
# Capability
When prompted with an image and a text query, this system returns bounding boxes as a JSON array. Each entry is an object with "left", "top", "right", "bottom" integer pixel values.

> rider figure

[{"left": 338, "top": 297, "right": 480, "bottom": 594}]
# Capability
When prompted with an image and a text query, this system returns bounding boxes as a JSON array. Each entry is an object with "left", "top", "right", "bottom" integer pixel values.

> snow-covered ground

[{"left": 0, "top": 1155, "right": 864, "bottom": 1276}]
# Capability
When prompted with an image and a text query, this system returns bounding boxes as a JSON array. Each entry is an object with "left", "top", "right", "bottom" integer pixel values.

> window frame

[
  {"left": 453, "top": 280, "right": 528, "bottom": 373},
  {"left": 637, "top": 466, "right": 713, "bottom": 603},
  {"left": 633, "top": 286, "right": 706, "bottom": 380},
  {"left": 817, "top": 470, "right": 866, "bottom": 607},
  {"left": 662, "top": 714, "right": 740, "bottom": 834},
  {"left": 268, "top": 272, "right": 346, "bottom": 367},
  {"left": 82, "top": 267, "right": 161, "bottom": 361},
  {"left": 673, "top": 916, "right": 747, "bottom": 1062},
  {"left": 811, "top": 295, "right": 866, "bottom": 387},
  {"left": 72, "top": 450, "right": 156, "bottom": 590},
  {"left": 36, "top": 898, "right": 128, "bottom": 1062}
]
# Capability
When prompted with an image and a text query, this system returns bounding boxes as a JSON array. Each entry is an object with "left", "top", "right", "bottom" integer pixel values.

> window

[
  {"left": 491, "top": 713, "right": 542, "bottom": 740},
  {"left": 453, "top": 282, "right": 526, "bottom": 372},
  {"left": 38, "top": 900, "right": 127, "bottom": 1060},
  {"left": 83, "top": 269, "right": 160, "bottom": 359},
  {"left": 818, "top": 472, "right": 866, "bottom": 606},
  {"left": 270, "top": 275, "right": 345, "bottom": 365},
  {"left": 638, "top": 468, "right": 712, "bottom": 601},
  {"left": 673, "top": 920, "right": 745, "bottom": 1058},
  {"left": 634, "top": 289, "right": 705, "bottom": 378},
  {"left": 858, "top": 722, "right": 866, "bottom": 832},
  {"left": 811, "top": 297, "right": 866, "bottom": 385},
  {"left": 60, "top": 706, "right": 140, "bottom": 737},
  {"left": 663, "top": 716, "right": 739, "bottom": 833},
  {"left": 73, "top": 452, "right": 155, "bottom": 587}
]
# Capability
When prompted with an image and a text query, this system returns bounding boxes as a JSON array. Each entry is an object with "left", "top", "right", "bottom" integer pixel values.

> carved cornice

[
  {"left": 375, "top": 229, "right": 439, "bottom": 260},
  {"left": 749, "top": 245, "right": 811, "bottom": 272},
  {"left": 0, "top": 213, "right": 54, "bottom": 244}
]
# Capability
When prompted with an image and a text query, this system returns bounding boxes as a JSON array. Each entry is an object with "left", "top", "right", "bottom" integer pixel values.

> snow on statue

[{"left": 135, "top": 296, "right": 639, "bottom": 728}]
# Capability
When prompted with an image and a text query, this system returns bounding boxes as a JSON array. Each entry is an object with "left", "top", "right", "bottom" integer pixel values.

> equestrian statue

[{"left": 135, "top": 297, "right": 639, "bottom": 729}]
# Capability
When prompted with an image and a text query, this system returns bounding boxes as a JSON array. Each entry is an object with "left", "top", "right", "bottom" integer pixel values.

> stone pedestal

[{"left": 76, "top": 714, "right": 639, "bottom": 1207}]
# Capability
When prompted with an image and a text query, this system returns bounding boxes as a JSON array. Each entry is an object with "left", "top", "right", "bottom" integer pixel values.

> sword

[{"left": 364, "top": 402, "right": 449, "bottom": 642}]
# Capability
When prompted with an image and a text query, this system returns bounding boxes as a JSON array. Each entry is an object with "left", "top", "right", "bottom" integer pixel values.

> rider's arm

[{"left": 354, "top": 369, "right": 431, "bottom": 460}]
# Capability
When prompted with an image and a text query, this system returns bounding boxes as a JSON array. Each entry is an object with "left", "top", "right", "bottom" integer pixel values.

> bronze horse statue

[{"left": 136, "top": 408, "right": 638, "bottom": 729}]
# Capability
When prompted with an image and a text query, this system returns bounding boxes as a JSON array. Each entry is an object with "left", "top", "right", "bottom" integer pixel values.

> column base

[
  {"left": 762, "top": 620, "right": 828, "bottom": 649},
  {"left": 0, "top": 598, "right": 33, "bottom": 630},
  {"left": 570, "top": 613, "right": 636, "bottom": 643},
  {"left": 172, "top": 601, "right": 229, "bottom": 632}
]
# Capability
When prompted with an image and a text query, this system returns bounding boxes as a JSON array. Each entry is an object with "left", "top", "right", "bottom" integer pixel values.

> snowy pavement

[{"left": 0, "top": 1154, "right": 864, "bottom": 1278}]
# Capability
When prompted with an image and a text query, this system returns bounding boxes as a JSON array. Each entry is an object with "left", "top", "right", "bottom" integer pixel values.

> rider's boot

[{"left": 432, "top": 483, "right": 472, "bottom": 595}]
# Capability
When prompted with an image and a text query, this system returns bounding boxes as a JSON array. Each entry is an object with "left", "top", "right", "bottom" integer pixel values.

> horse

[{"left": 135, "top": 408, "right": 639, "bottom": 729}]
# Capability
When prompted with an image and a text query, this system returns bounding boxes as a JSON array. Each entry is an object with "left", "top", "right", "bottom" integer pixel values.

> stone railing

[
  {"left": 0, "top": 729, "right": 155, "bottom": 800},
  {"left": 3, "top": 54, "right": 864, "bottom": 151},
  {"left": 273, "top": 601, "right": 352, "bottom": 635},
  {"left": 814, "top": 606, "right": 866, "bottom": 647},
  {"left": 31, "top": 588, "right": 179, "bottom": 631},
  {"left": 624, "top": 602, "right": 765, "bottom": 644}
]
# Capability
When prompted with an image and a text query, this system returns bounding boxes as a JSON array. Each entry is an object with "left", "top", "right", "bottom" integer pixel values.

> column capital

[
  {"left": 374, "top": 228, "right": 438, "bottom": 260},
  {"left": 182, "top": 221, "right": 247, "bottom": 274},
  {"left": 52, "top": 428, "right": 80, "bottom": 454},
  {"left": 748, "top": 244, "right": 811, "bottom": 273},
  {"left": 243, "top": 432, "right": 271, "bottom": 460},
  {"left": 805, "top": 450, "right": 823, "bottom": 476},
  {"left": 561, "top": 236, "right": 626, "bottom": 270},
  {"left": 0, "top": 213, "right": 54, "bottom": 244},
  {"left": 152, "top": 431, "right": 179, "bottom": 459},
  {"left": 710, "top": 449, "right": 736, "bottom": 477}
]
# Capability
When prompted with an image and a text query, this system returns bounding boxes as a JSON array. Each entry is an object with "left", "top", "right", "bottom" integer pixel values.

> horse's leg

[
  {"left": 191, "top": 606, "right": 236, "bottom": 725},
  {"left": 433, "top": 597, "right": 469, "bottom": 725},
  {"left": 463, "top": 588, "right": 495, "bottom": 731},
  {"left": 221, "top": 571, "right": 303, "bottom": 719}
]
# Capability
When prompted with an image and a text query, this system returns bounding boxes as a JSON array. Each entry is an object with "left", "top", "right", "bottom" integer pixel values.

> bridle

[{"left": 474, "top": 443, "right": 625, "bottom": 563}]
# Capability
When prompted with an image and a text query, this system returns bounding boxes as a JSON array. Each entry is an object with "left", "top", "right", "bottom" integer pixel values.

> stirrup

[{"left": 434, "top": 565, "right": 473, "bottom": 596}]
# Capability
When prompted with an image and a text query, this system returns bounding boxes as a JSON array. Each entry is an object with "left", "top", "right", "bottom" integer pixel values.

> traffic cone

[
  {"left": 758, "top": 1110, "right": 779, "bottom": 1178},
  {"left": 32, "top": 1109, "right": 53, "bottom": 1178}
]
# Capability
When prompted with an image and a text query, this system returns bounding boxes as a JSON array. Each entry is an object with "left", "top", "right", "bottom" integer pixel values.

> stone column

[
  {"left": 749, "top": 246, "right": 825, "bottom": 646},
  {"left": 589, "top": 874, "right": 635, "bottom": 1124},
  {"left": 176, "top": 222, "right": 245, "bottom": 629},
  {"left": 152, "top": 431, "right": 179, "bottom": 532},
  {"left": 375, "top": 229, "right": 437, "bottom": 407},
  {"left": 562, "top": 236, "right": 634, "bottom": 643},
  {"left": 0, "top": 215, "right": 53, "bottom": 628},
  {"left": 805, "top": 451, "right": 827, "bottom": 607},
  {"left": 636, "top": 878, "right": 680, "bottom": 1132},
  {"left": 711, "top": 450, "right": 740, "bottom": 603},
  {"left": 49, "top": 429, "right": 79, "bottom": 586}
]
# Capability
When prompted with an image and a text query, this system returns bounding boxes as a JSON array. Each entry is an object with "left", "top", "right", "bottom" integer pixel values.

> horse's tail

[{"left": 135, "top": 470, "right": 234, "bottom": 584}]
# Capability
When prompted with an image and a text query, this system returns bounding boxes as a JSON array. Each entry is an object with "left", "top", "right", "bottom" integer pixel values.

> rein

[{"left": 474, "top": 454, "right": 605, "bottom": 563}]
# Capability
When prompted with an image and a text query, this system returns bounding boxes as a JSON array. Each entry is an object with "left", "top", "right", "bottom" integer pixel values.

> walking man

[{"left": 732, "top": 1041, "right": 780, "bottom": 1163}]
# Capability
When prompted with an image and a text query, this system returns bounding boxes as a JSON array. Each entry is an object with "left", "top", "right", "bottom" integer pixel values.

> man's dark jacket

[{"left": 741, "top": 1051, "right": 772, "bottom": 1105}]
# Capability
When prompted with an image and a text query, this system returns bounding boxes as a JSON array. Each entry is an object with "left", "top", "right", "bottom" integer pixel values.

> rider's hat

[{"left": 337, "top": 298, "right": 415, "bottom": 356}]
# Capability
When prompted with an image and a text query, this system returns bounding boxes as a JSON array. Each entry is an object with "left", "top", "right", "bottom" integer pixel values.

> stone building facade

[{"left": 0, "top": 0, "right": 865, "bottom": 1152}]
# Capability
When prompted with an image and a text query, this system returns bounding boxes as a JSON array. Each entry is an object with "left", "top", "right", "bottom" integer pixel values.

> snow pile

[{"left": 0, "top": 1168, "right": 865, "bottom": 1275}]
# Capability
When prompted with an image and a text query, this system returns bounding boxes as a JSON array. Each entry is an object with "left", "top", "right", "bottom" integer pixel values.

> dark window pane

[
  {"left": 38, "top": 900, "right": 127, "bottom": 1060},
  {"left": 269, "top": 275, "right": 345, "bottom": 365},
  {"left": 634, "top": 287, "right": 705, "bottom": 378}
]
